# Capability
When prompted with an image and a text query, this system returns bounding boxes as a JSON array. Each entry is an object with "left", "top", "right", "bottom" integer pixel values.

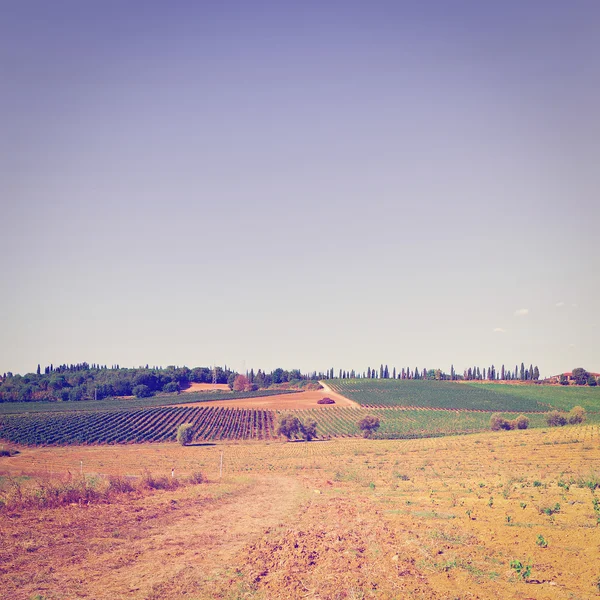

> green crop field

[
  {"left": 465, "top": 382, "right": 600, "bottom": 413},
  {"left": 302, "top": 407, "right": 550, "bottom": 439},
  {"left": 327, "top": 379, "right": 600, "bottom": 412}
]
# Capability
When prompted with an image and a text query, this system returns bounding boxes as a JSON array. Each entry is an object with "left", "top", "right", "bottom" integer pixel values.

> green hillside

[
  {"left": 465, "top": 383, "right": 600, "bottom": 413},
  {"left": 328, "top": 379, "right": 600, "bottom": 412}
]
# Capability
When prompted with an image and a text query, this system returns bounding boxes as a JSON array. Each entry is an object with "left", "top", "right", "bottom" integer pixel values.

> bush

[
  {"left": 188, "top": 471, "right": 205, "bottom": 484},
  {"left": 277, "top": 414, "right": 301, "bottom": 440},
  {"left": 546, "top": 410, "right": 567, "bottom": 427},
  {"left": 300, "top": 419, "right": 317, "bottom": 441},
  {"left": 490, "top": 414, "right": 529, "bottom": 431},
  {"left": 514, "top": 415, "right": 529, "bottom": 430},
  {"left": 176, "top": 423, "right": 195, "bottom": 446},
  {"left": 163, "top": 381, "right": 180, "bottom": 394},
  {"left": 317, "top": 397, "right": 335, "bottom": 405},
  {"left": 490, "top": 413, "right": 510, "bottom": 431},
  {"left": 142, "top": 471, "right": 179, "bottom": 491},
  {"left": 568, "top": 406, "right": 586, "bottom": 424},
  {"left": 132, "top": 384, "right": 152, "bottom": 398},
  {"left": 277, "top": 414, "right": 318, "bottom": 441},
  {"left": 358, "top": 415, "right": 380, "bottom": 438},
  {"left": 107, "top": 475, "right": 136, "bottom": 494}
]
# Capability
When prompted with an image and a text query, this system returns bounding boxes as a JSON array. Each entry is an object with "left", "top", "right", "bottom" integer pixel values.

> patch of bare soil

[
  {"left": 182, "top": 383, "right": 231, "bottom": 392},
  {"left": 172, "top": 388, "right": 360, "bottom": 410},
  {"left": 0, "top": 475, "right": 306, "bottom": 600},
  {"left": 212, "top": 495, "right": 443, "bottom": 599}
]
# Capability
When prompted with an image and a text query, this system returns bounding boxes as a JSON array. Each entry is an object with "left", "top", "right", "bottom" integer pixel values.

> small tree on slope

[{"left": 176, "top": 423, "right": 195, "bottom": 446}]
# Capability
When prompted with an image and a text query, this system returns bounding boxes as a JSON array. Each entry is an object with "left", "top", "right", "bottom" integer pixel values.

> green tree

[
  {"left": 299, "top": 419, "right": 317, "bottom": 441},
  {"left": 546, "top": 411, "right": 567, "bottom": 427},
  {"left": 132, "top": 384, "right": 151, "bottom": 398},
  {"left": 571, "top": 367, "right": 589, "bottom": 385},
  {"left": 276, "top": 414, "right": 301, "bottom": 440},
  {"left": 568, "top": 406, "right": 586, "bottom": 424},
  {"left": 176, "top": 423, "right": 194, "bottom": 446},
  {"left": 358, "top": 415, "right": 380, "bottom": 438}
]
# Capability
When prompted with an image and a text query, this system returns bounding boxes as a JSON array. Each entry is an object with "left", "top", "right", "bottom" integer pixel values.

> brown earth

[
  {"left": 1, "top": 426, "right": 600, "bottom": 599},
  {"left": 182, "top": 383, "right": 231, "bottom": 392},
  {"left": 172, "top": 387, "right": 360, "bottom": 410}
]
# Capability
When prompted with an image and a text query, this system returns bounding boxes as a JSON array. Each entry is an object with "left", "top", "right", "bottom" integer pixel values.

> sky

[{"left": 1, "top": 1, "right": 599, "bottom": 378}]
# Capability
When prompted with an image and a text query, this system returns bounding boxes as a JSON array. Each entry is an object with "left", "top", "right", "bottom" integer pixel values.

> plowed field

[{"left": 1, "top": 425, "right": 599, "bottom": 599}]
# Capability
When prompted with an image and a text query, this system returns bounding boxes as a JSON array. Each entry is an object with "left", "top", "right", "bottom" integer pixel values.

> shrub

[
  {"left": 162, "top": 381, "right": 180, "bottom": 394},
  {"left": 132, "top": 384, "right": 151, "bottom": 398},
  {"left": 142, "top": 471, "right": 179, "bottom": 491},
  {"left": 277, "top": 414, "right": 301, "bottom": 440},
  {"left": 514, "top": 415, "right": 529, "bottom": 430},
  {"left": 490, "top": 414, "right": 510, "bottom": 431},
  {"left": 546, "top": 410, "right": 567, "bottom": 427},
  {"left": 176, "top": 423, "right": 195, "bottom": 446},
  {"left": 568, "top": 406, "right": 586, "bottom": 424},
  {"left": 317, "top": 397, "right": 335, "bottom": 405},
  {"left": 277, "top": 414, "right": 318, "bottom": 441},
  {"left": 107, "top": 475, "right": 135, "bottom": 494},
  {"left": 188, "top": 471, "right": 205, "bottom": 484},
  {"left": 358, "top": 415, "right": 380, "bottom": 438},
  {"left": 300, "top": 419, "right": 317, "bottom": 441}
]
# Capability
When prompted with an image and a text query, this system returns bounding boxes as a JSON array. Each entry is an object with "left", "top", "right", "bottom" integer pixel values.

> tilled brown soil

[{"left": 1, "top": 426, "right": 599, "bottom": 599}]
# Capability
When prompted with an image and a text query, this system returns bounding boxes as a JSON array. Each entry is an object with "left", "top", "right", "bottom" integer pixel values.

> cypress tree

[
  {"left": 520, "top": 363, "right": 525, "bottom": 380},
  {"left": 392, "top": 367, "right": 396, "bottom": 379},
  {"left": 367, "top": 367, "right": 371, "bottom": 379}
]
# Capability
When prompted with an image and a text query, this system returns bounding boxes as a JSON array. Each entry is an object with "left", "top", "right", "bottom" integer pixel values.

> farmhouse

[{"left": 547, "top": 371, "right": 600, "bottom": 384}]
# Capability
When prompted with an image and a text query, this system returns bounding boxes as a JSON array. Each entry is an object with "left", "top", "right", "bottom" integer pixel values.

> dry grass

[{"left": 1, "top": 425, "right": 599, "bottom": 599}]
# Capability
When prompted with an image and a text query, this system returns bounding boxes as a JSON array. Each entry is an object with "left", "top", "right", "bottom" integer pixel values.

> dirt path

[
  {"left": 318, "top": 380, "right": 361, "bottom": 407},
  {"left": 1, "top": 476, "right": 307, "bottom": 600}
]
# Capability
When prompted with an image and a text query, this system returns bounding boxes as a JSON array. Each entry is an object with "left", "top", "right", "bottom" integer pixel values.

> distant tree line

[
  {"left": 0, "top": 363, "right": 318, "bottom": 404},
  {"left": 321, "top": 362, "right": 541, "bottom": 382},
  {"left": 2, "top": 361, "right": 597, "bottom": 404}
]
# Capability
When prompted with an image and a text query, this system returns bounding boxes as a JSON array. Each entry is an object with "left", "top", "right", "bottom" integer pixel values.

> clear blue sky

[{"left": 2, "top": 1, "right": 599, "bottom": 377}]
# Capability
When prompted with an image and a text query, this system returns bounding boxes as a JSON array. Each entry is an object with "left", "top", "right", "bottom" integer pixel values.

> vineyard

[
  {"left": 466, "top": 382, "right": 600, "bottom": 413},
  {"left": 0, "top": 405, "right": 560, "bottom": 446},
  {"left": 2, "top": 380, "right": 598, "bottom": 447},
  {"left": 0, "top": 407, "right": 277, "bottom": 445},
  {"left": 326, "top": 379, "right": 596, "bottom": 412}
]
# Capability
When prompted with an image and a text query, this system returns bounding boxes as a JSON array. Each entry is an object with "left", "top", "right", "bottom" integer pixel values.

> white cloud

[
  {"left": 493, "top": 327, "right": 506, "bottom": 333},
  {"left": 555, "top": 301, "right": 565, "bottom": 307},
  {"left": 514, "top": 308, "right": 529, "bottom": 317}
]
